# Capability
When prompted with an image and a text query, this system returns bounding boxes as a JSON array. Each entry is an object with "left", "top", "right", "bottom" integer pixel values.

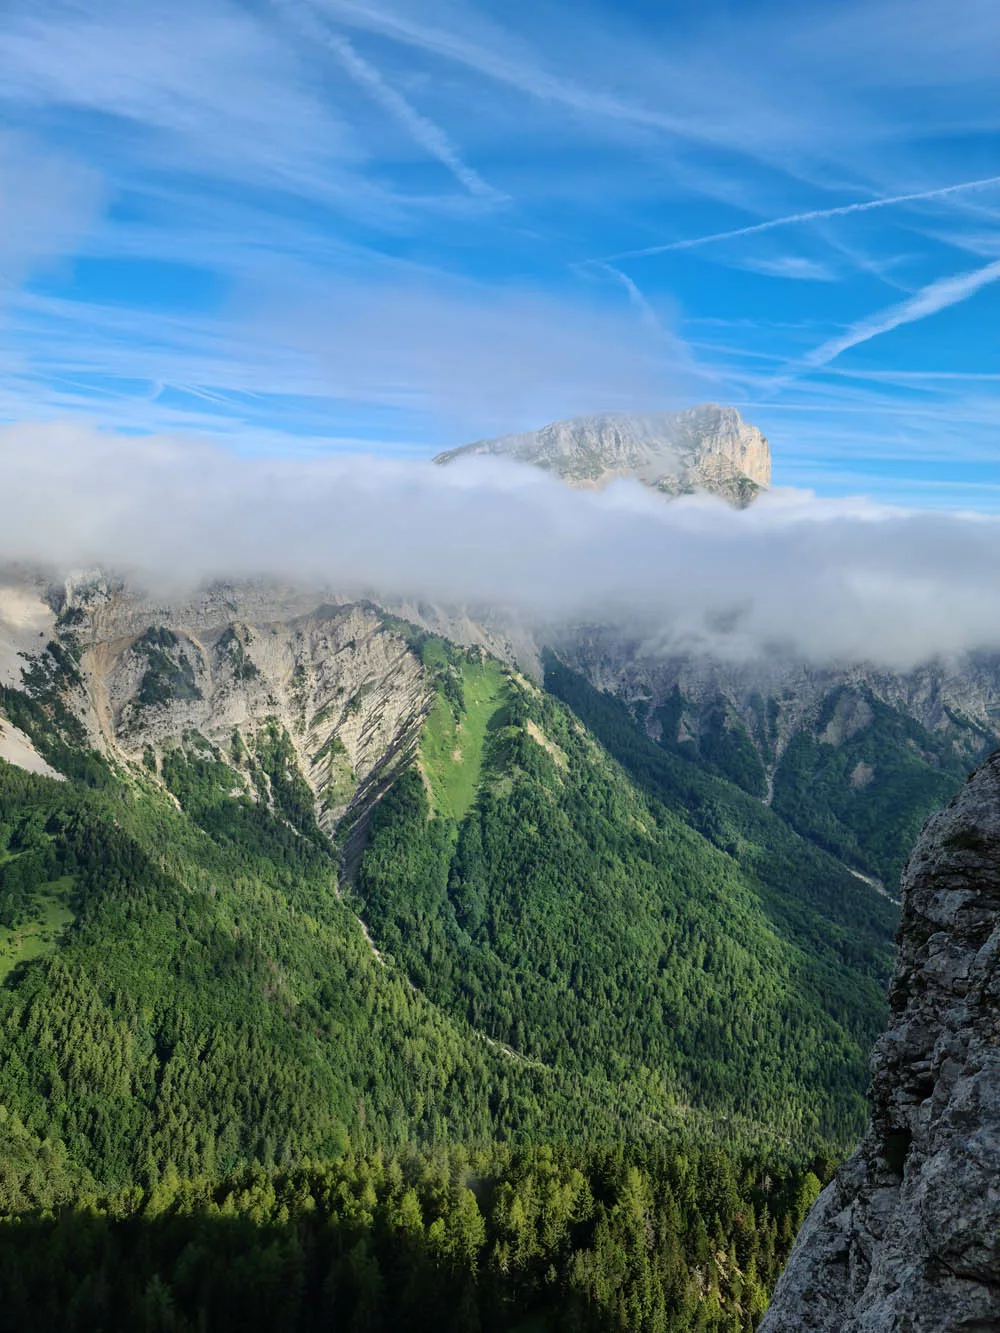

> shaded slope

[
  {"left": 0, "top": 753, "right": 636, "bottom": 1187},
  {"left": 771, "top": 686, "right": 975, "bottom": 885},
  {"left": 544, "top": 658, "right": 895, "bottom": 988}
]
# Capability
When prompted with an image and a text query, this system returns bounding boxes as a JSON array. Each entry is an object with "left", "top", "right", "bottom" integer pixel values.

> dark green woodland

[{"left": 0, "top": 614, "right": 942, "bottom": 1331}]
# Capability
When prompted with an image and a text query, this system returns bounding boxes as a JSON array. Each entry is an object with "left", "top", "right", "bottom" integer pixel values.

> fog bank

[{"left": 4, "top": 421, "right": 999, "bottom": 669}]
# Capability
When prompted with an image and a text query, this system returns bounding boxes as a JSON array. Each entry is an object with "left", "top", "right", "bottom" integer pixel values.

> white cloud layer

[{"left": 5, "top": 421, "right": 1000, "bottom": 669}]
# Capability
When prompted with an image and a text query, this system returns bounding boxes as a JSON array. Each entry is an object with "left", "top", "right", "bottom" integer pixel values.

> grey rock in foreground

[
  {"left": 761, "top": 754, "right": 1000, "bottom": 1331},
  {"left": 434, "top": 403, "right": 770, "bottom": 504}
]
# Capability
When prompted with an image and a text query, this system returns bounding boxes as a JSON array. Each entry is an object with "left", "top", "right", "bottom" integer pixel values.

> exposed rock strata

[
  {"left": 0, "top": 717, "right": 62, "bottom": 779},
  {"left": 760, "top": 753, "right": 1000, "bottom": 1331},
  {"left": 0, "top": 573, "right": 445, "bottom": 834},
  {"left": 554, "top": 624, "right": 1000, "bottom": 766},
  {"left": 434, "top": 403, "right": 770, "bottom": 503}
]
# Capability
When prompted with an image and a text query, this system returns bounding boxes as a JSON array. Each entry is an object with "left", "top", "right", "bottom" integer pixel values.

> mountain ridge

[
  {"left": 434, "top": 402, "right": 771, "bottom": 505},
  {"left": 0, "top": 567, "right": 896, "bottom": 1155}
]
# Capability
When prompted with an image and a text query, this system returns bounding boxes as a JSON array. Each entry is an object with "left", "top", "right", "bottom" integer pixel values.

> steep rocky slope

[
  {"left": 761, "top": 752, "right": 1000, "bottom": 1331},
  {"left": 435, "top": 403, "right": 771, "bottom": 504},
  {"left": 553, "top": 626, "right": 1000, "bottom": 887},
  {"left": 0, "top": 573, "right": 539, "bottom": 842},
  {"left": 2, "top": 577, "right": 432, "bottom": 834}
]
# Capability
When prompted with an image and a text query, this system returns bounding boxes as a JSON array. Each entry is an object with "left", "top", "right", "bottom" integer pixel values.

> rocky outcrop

[
  {"left": 553, "top": 624, "right": 1000, "bottom": 767},
  {"left": 0, "top": 572, "right": 437, "bottom": 834},
  {"left": 0, "top": 716, "right": 62, "bottom": 780},
  {"left": 434, "top": 404, "right": 771, "bottom": 504},
  {"left": 760, "top": 753, "right": 1000, "bottom": 1331}
]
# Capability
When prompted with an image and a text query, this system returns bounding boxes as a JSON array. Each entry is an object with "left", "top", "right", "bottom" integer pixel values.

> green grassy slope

[
  {"left": 358, "top": 650, "right": 895, "bottom": 1148},
  {"left": 418, "top": 643, "right": 510, "bottom": 820},
  {"left": 0, "top": 876, "right": 74, "bottom": 980}
]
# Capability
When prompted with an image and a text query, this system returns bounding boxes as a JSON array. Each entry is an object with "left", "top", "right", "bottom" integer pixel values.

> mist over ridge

[{"left": 3, "top": 413, "right": 999, "bottom": 670}]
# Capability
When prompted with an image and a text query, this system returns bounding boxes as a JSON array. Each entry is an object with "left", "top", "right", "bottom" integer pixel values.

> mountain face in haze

[
  {"left": 437, "top": 401, "right": 1000, "bottom": 890},
  {"left": 760, "top": 751, "right": 1000, "bottom": 1332},
  {"left": 434, "top": 403, "right": 771, "bottom": 505},
  {"left": 555, "top": 625, "right": 1000, "bottom": 891}
]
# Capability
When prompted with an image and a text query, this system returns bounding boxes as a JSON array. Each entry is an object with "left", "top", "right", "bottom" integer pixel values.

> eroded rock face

[
  {"left": 434, "top": 404, "right": 771, "bottom": 503},
  {"left": 761, "top": 753, "right": 1000, "bottom": 1331}
]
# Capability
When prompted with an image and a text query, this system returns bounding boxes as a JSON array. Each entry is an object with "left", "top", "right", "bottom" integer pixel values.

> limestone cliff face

[
  {"left": 760, "top": 753, "right": 1000, "bottom": 1331},
  {"left": 0, "top": 574, "right": 436, "bottom": 834},
  {"left": 434, "top": 404, "right": 771, "bottom": 504}
]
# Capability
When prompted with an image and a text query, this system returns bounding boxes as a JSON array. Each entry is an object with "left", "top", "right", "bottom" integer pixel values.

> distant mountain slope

[
  {"left": 434, "top": 403, "right": 770, "bottom": 504},
  {"left": 555, "top": 627, "right": 1000, "bottom": 889},
  {"left": 0, "top": 573, "right": 895, "bottom": 1167}
]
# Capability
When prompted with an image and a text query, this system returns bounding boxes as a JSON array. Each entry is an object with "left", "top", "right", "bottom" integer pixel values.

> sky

[{"left": 1, "top": 0, "right": 999, "bottom": 508}]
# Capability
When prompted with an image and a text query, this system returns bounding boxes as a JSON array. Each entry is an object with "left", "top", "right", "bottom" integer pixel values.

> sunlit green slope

[{"left": 358, "top": 644, "right": 894, "bottom": 1146}]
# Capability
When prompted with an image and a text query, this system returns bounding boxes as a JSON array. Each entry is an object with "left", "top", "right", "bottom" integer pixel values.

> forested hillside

[
  {"left": 0, "top": 1127, "right": 827, "bottom": 1333},
  {"left": 359, "top": 646, "right": 893, "bottom": 1144},
  {"left": 0, "top": 608, "right": 900, "bottom": 1330},
  {"left": 554, "top": 634, "right": 997, "bottom": 893}
]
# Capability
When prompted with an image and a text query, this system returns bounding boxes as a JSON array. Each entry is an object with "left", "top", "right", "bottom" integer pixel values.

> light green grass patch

[
  {"left": 0, "top": 876, "right": 75, "bottom": 981},
  {"left": 419, "top": 656, "right": 509, "bottom": 821}
]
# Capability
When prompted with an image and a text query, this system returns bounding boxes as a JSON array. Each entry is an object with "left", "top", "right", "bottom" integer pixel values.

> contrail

[
  {"left": 802, "top": 256, "right": 1000, "bottom": 370},
  {"left": 610, "top": 174, "right": 1000, "bottom": 260},
  {"left": 272, "top": 0, "right": 503, "bottom": 201}
]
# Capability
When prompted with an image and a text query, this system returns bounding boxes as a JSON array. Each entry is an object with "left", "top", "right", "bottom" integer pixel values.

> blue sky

[{"left": 1, "top": 0, "right": 999, "bottom": 506}]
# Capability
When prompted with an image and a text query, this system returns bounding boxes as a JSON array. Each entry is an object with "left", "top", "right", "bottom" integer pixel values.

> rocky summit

[
  {"left": 760, "top": 752, "right": 1000, "bottom": 1332},
  {"left": 434, "top": 403, "right": 771, "bottom": 505}
]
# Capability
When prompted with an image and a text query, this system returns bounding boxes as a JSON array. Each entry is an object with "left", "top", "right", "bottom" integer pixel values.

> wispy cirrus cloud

[
  {"left": 801, "top": 257, "right": 1000, "bottom": 370},
  {"left": 0, "top": 132, "right": 105, "bottom": 285},
  {"left": 0, "top": 0, "right": 998, "bottom": 509},
  {"left": 310, "top": 0, "right": 699, "bottom": 140},
  {"left": 272, "top": 0, "right": 503, "bottom": 201},
  {"left": 0, "top": 1, "right": 362, "bottom": 199},
  {"left": 0, "top": 276, "right": 702, "bottom": 447},
  {"left": 725, "top": 254, "right": 837, "bottom": 282}
]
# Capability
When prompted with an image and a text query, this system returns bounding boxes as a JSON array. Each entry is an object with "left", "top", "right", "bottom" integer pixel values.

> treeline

[{"left": 0, "top": 1130, "right": 825, "bottom": 1333}]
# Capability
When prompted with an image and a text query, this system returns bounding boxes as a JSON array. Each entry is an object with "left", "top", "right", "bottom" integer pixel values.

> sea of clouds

[{"left": 3, "top": 420, "right": 999, "bottom": 670}]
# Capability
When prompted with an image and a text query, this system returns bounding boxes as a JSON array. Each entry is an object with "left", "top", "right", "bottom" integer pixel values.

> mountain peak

[{"left": 434, "top": 403, "right": 771, "bottom": 505}]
